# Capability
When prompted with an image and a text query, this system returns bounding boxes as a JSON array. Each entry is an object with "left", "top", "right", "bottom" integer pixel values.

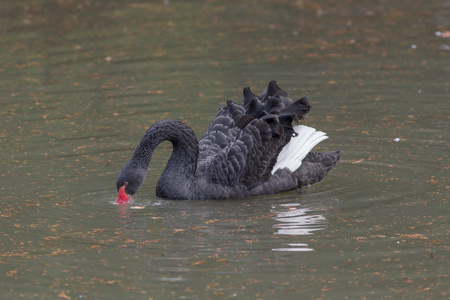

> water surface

[{"left": 1, "top": 0, "right": 449, "bottom": 299}]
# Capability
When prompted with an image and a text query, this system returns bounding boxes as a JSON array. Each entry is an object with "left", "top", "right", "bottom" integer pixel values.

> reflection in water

[{"left": 272, "top": 203, "right": 327, "bottom": 252}]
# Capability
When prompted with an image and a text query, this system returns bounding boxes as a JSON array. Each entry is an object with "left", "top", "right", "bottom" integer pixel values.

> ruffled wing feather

[{"left": 197, "top": 81, "right": 311, "bottom": 188}]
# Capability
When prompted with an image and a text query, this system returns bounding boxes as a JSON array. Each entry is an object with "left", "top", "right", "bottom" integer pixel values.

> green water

[{"left": 1, "top": 0, "right": 448, "bottom": 299}]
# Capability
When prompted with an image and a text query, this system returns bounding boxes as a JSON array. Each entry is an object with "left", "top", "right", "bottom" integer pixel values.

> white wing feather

[{"left": 271, "top": 125, "right": 328, "bottom": 174}]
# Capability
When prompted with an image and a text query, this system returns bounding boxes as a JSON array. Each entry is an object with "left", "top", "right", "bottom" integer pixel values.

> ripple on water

[{"left": 271, "top": 203, "right": 328, "bottom": 252}]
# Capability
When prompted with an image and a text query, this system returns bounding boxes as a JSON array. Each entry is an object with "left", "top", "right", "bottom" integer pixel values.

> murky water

[{"left": 1, "top": 0, "right": 449, "bottom": 299}]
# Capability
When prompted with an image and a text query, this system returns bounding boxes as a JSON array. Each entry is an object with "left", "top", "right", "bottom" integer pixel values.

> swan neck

[
  {"left": 133, "top": 119, "right": 198, "bottom": 171},
  {"left": 131, "top": 120, "right": 198, "bottom": 199}
]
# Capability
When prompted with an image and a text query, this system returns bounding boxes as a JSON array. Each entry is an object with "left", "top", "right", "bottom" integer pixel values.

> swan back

[{"left": 196, "top": 81, "right": 312, "bottom": 188}]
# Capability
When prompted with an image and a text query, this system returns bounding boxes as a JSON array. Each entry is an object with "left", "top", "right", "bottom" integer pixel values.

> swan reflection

[{"left": 272, "top": 203, "right": 327, "bottom": 252}]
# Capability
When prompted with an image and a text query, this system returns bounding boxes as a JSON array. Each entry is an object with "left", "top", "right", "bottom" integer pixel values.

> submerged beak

[{"left": 116, "top": 183, "right": 132, "bottom": 204}]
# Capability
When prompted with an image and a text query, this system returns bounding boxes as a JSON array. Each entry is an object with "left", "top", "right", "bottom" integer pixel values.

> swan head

[{"left": 116, "top": 162, "right": 147, "bottom": 203}]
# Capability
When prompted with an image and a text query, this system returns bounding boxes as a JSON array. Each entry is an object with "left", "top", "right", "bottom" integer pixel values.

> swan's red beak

[{"left": 116, "top": 184, "right": 132, "bottom": 204}]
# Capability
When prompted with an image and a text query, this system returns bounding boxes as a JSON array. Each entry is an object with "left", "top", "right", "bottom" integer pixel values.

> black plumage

[{"left": 116, "top": 81, "right": 340, "bottom": 200}]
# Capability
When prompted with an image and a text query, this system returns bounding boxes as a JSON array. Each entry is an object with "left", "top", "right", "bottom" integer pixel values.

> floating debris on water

[
  {"left": 438, "top": 44, "right": 450, "bottom": 51},
  {"left": 436, "top": 31, "right": 450, "bottom": 38},
  {"left": 394, "top": 138, "right": 401, "bottom": 142},
  {"left": 130, "top": 206, "right": 145, "bottom": 209}
]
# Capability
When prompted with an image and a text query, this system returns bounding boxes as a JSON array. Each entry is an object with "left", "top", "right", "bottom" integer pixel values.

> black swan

[{"left": 116, "top": 81, "right": 340, "bottom": 202}]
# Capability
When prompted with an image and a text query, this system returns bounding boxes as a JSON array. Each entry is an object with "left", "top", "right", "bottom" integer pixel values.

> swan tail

[{"left": 295, "top": 150, "right": 340, "bottom": 187}]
